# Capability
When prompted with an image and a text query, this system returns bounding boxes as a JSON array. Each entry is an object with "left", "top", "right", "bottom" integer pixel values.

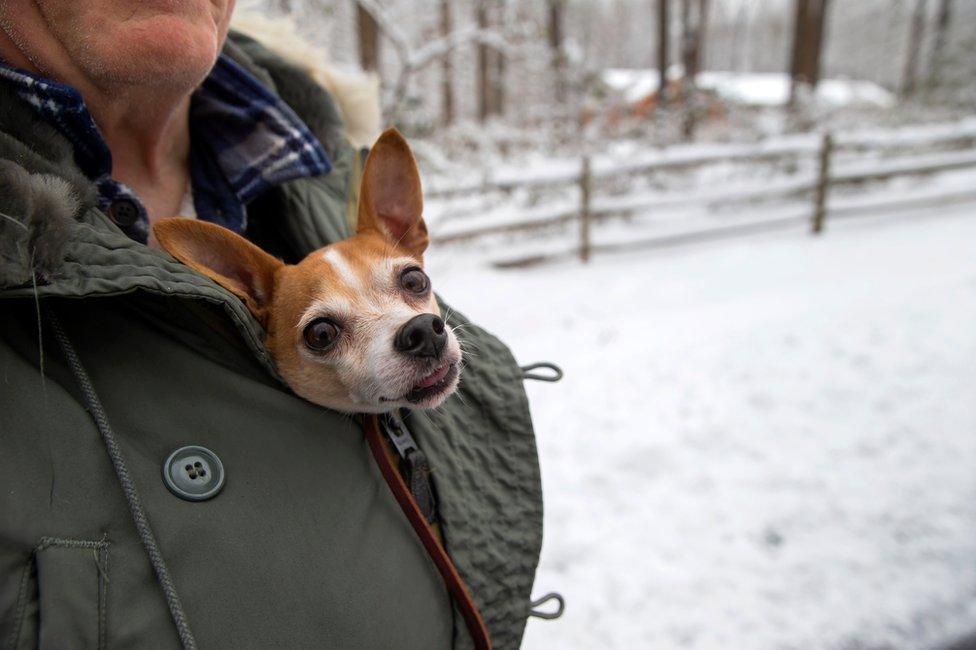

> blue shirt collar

[{"left": 0, "top": 53, "right": 331, "bottom": 243}]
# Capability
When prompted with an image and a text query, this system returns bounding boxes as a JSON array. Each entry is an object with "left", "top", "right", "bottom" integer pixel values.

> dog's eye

[
  {"left": 303, "top": 318, "right": 340, "bottom": 351},
  {"left": 400, "top": 267, "right": 429, "bottom": 295}
]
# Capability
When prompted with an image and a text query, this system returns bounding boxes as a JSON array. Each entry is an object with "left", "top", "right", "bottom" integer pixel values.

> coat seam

[
  {"left": 4, "top": 556, "right": 32, "bottom": 650},
  {"left": 32, "top": 535, "right": 112, "bottom": 649},
  {"left": 35, "top": 536, "right": 109, "bottom": 551},
  {"left": 98, "top": 539, "right": 108, "bottom": 650}
]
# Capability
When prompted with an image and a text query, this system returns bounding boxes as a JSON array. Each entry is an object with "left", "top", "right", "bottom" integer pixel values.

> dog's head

[{"left": 154, "top": 129, "right": 462, "bottom": 413}]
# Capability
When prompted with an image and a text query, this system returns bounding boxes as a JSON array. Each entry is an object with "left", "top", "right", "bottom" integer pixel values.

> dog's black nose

[{"left": 395, "top": 314, "right": 447, "bottom": 359}]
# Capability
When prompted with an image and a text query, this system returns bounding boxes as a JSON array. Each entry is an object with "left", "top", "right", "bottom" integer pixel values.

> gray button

[{"left": 163, "top": 446, "right": 225, "bottom": 502}]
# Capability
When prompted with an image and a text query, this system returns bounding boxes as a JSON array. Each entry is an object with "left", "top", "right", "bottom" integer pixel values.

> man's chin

[{"left": 92, "top": 18, "right": 221, "bottom": 87}]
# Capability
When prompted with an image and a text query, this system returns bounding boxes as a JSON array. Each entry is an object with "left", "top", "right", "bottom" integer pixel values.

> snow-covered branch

[
  {"left": 355, "top": 0, "right": 515, "bottom": 122},
  {"left": 409, "top": 26, "right": 513, "bottom": 72}
]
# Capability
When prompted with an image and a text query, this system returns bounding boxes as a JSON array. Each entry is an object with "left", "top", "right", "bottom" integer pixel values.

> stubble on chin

[{"left": 71, "top": 19, "right": 222, "bottom": 91}]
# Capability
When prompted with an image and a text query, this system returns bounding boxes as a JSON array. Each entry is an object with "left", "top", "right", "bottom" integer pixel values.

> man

[{"left": 0, "top": 2, "right": 543, "bottom": 648}]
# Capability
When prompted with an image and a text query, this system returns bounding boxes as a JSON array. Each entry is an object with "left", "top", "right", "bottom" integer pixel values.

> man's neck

[
  {"left": 96, "top": 90, "right": 193, "bottom": 230},
  {"left": 0, "top": 27, "right": 193, "bottom": 229}
]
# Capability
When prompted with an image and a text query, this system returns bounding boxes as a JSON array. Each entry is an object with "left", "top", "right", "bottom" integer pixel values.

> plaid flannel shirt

[{"left": 0, "top": 54, "right": 331, "bottom": 244}]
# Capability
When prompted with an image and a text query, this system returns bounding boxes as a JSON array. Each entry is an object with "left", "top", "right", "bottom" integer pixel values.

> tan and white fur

[{"left": 154, "top": 129, "right": 461, "bottom": 414}]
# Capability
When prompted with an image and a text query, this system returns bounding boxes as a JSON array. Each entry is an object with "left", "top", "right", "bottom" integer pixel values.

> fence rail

[
  {"left": 425, "top": 118, "right": 976, "bottom": 265},
  {"left": 424, "top": 118, "right": 976, "bottom": 200}
]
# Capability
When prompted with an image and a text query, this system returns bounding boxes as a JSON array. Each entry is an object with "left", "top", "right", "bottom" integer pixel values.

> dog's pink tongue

[{"left": 416, "top": 364, "right": 450, "bottom": 389}]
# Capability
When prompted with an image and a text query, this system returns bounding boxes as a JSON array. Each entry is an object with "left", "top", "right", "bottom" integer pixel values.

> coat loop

[
  {"left": 528, "top": 592, "right": 565, "bottom": 620},
  {"left": 520, "top": 361, "right": 564, "bottom": 383}
]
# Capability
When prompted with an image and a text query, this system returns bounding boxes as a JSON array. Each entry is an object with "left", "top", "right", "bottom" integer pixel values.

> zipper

[
  {"left": 381, "top": 411, "right": 438, "bottom": 525},
  {"left": 364, "top": 415, "right": 492, "bottom": 650}
]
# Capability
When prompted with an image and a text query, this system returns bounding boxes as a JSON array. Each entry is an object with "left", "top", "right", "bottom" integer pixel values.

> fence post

[
  {"left": 811, "top": 132, "right": 833, "bottom": 234},
  {"left": 579, "top": 154, "right": 592, "bottom": 263}
]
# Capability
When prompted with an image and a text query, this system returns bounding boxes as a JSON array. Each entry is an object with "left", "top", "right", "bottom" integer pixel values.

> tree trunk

[
  {"left": 492, "top": 47, "right": 506, "bottom": 119},
  {"left": 680, "top": 1, "right": 693, "bottom": 78},
  {"left": 547, "top": 0, "right": 566, "bottom": 105},
  {"left": 694, "top": 0, "right": 709, "bottom": 79},
  {"left": 356, "top": 2, "right": 380, "bottom": 73},
  {"left": 658, "top": 0, "right": 670, "bottom": 107},
  {"left": 475, "top": 1, "right": 505, "bottom": 120},
  {"left": 681, "top": 0, "right": 709, "bottom": 138},
  {"left": 807, "top": 0, "right": 829, "bottom": 87},
  {"left": 476, "top": 0, "right": 491, "bottom": 122},
  {"left": 440, "top": 0, "right": 454, "bottom": 124},
  {"left": 789, "top": 0, "right": 831, "bottom": 106},
  {"left": 928, "top": 0, "right": 952, "bottom": 86},
  {"left": 789, "top": 0, "right": 808, "bottom": 105},
  {"left": 680, "top": 0, "right": 698, "bottom": 138},
  {"left": 492, "top": 0, "right": 507, "bottom": 117},
  {"left": 901, "top": 0, "right": 927, "bottom": 97}
]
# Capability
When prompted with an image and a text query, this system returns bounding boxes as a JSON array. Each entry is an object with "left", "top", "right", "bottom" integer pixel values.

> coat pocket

[{"left": 6, "top": 537, "right": 109, "bottom": 650}]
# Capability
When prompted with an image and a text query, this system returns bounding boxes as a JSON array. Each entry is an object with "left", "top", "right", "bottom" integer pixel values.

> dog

[{"left": 153, "top": 129, "right": 462, "bottom": 414}]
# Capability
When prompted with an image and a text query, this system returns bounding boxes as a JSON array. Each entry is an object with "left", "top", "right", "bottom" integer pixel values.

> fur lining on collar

[{"left": 0, "top": 160, "right": 80, "bottom": 286}]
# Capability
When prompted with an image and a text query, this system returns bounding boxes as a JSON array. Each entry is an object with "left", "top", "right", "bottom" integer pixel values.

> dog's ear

[
  {"left": 154, "top": 219, "right": 283, "bottom": 326},
  {"left": 357, "top": 128, "right": 429, "bottom": 260}
]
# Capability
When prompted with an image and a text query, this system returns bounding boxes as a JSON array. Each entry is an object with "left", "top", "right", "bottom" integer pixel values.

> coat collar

[{"left": 0, "top": 42, "right": 332, "bottom": 244}]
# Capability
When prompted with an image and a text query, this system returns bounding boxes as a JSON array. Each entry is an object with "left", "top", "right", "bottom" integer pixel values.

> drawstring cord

[{"left": 48, "top": 310, "right": 198, "bottom": 650}]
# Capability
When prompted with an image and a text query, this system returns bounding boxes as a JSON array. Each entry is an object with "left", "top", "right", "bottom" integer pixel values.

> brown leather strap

[
  {"left": 364, "top": 415, "right": 492, "bottom": 650},
  {"left": 378, "top": 428, "right": 447, "bottom": 545}
]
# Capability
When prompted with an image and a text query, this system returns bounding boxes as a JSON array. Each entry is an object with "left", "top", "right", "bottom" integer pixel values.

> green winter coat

[{"left": 0, "top": 32, "right": 543, "bottom": 649}]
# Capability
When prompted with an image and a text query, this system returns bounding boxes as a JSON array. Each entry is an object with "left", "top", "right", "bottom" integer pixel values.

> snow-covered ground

[{"left": 428, "top": 205, "right": 976, "bottom": 649}]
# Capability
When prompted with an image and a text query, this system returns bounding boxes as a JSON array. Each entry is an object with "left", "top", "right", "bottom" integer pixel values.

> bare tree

[
  {"left": 901, "top": 0, "right": 927, "bottom": 97},
  {"left": 927, "top": 0, "right": 952, "bottom": 86},
  {"left": 440, "top": 0, "right": 454, "bottom": 124},
  {"left": 477, "top": 0, "right": 491, "bottom": 121},
  {"left": 788, "top": 0, "right": 831, "bottom": 106},
  {"left": 491, "top": 0, "right": 507, "bottom": 119},
  {"left": 680, "top": 0, "right": 709, "bottom": 139},
  {"left": 807, "top": 0, "right": 829, "bottom": 87},
  {"left": 357, "top": 1, "right": 381, "bottom": 72},
  {"left": 692, "top": 0, "right": 709, "bottom": 80},
  {"left": 492, "top": 43, "right": 506, "bottom": 119},
  {"left": 788, "top": 0, "right": 807, "bottom": 105},
  {"left": 658, "top": 0, "right": 670, "bottom": 107},
  {"left": 547, "top": 0, "right": 567, "bottom": 104},
  {"left": 472, "top": 0, "right": 507, "bottom": 121}
]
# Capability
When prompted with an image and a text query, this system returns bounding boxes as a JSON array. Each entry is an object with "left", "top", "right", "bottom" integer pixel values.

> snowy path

[{"left": 428, "top": 206, "right": 976, "bottom": 649}]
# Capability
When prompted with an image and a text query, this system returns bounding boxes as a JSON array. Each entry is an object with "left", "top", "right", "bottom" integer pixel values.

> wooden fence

[{"left": 424, "top": 119, "right": 976, "bottom": 267}]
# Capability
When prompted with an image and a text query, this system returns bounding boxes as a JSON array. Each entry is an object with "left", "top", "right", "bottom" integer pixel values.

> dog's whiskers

[{"left": 453, "top": 332, "right": 483, "bottom": 354}]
